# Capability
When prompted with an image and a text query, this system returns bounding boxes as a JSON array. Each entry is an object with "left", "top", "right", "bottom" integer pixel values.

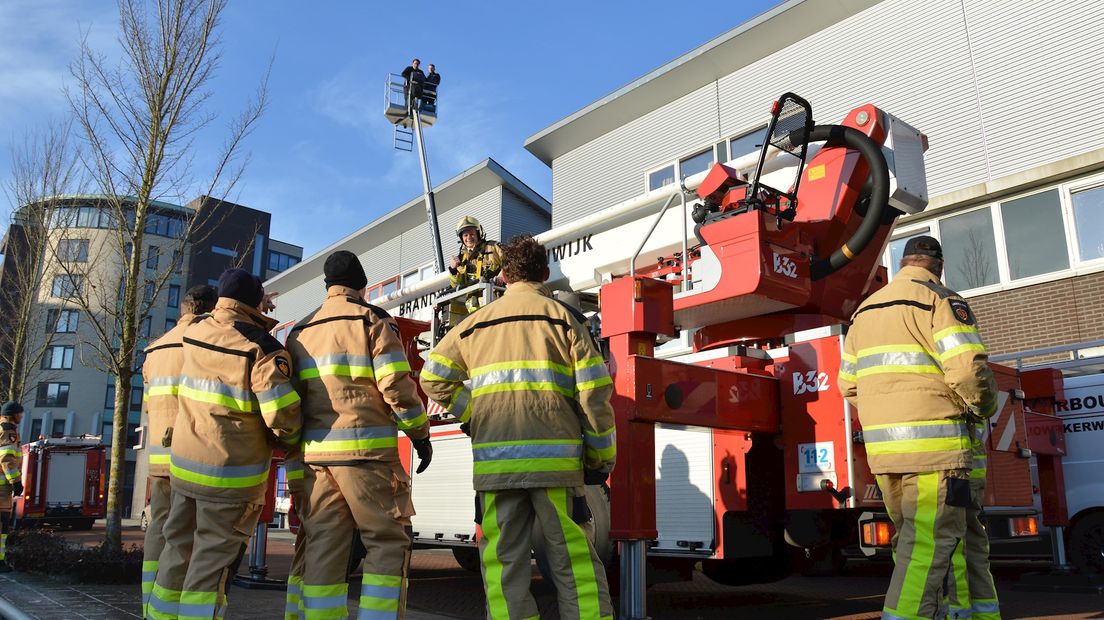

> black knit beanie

[
  {"left": 324, "top": 250, "right": 368, "bottom": 290},
  {"left": 217, "top": 268, "right": 264, "bottom": 308}
]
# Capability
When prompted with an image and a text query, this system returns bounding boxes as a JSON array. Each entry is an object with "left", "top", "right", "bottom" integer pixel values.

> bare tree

[
  {"left": 954, "top": 229, "right": 994, "bottom": 290},
  {"left": 0, "top": 122, "right": 82, "bottom": 404},
  {"left": 63, "top": 0, "right": 268, "bottom": 550}
]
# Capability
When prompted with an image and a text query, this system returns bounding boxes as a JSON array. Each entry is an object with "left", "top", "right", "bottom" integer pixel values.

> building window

[
  {"left": 134, "top": 350, "right": 146, "bottom": 372},
  {"left": 272, "top": 321, "right": 294, "bottom": 345},
  {"left": 1071, "top": 184, "right": 1104, "bottom": 262},
  {"left": 140, "top": 316, "right": 152, "bottom": 338},
  {"left": 46, "top": 309, "right": 79, "bottom": 333},
  {"left": 130, "top": 386, "right": 143, "bottom": 411},
  {"left": 366, "top": 276, "right": 400, "bottom": 301},
  {"left": 679, "top": 148, "right": 714, "bottom": 181},
  {"left": 941, "top": 207, "right": 1000, "bottom": 292},
  {"left": 267, "top": 251, "right": 300, "bottom": 272},
  {"left": 647, "top": 165, "right": 675, "bottom": 192},
  {"left": 105, "top": 384, "right": 115, "bottom": 409},
  {"left": 41, "top": 345, "right": 74, "bottom": 370},
  {"left": 145, "top": 212, "right": 186, "bottom": 239},
  {"left": 165, "top": 318, "right": 177, "bottom": 332},
  {"left": 51, "top": 419, "right": 66, "bottom": 437},
  {"left": 57, "top": 239, "right": 89, "bottom": 262},
  {"left": 52, "top": 274, "right": 83, "bottom": 298},
  {"left": 146, "top": 245, "right": 159, "bottom": 270},
  {"left": 211, "top": 245, "right": 237, "bottom": 257},
  {"left": 1000, "top": 189, "right": 1069, "bottom": 280},
  {"left": 729, "top": 126, "right": 768, "bottom": 162},
  {"left": 145, "top": 281, "right": 156, "bottom": 302},
  {"left": 35, "top": 382, "right": 70, "bottom": 407},
  {"left": 168, "top": 285, "right": 181, "bottom": 308},
  {"left": 172, "top": 249, "right": 184, "bottom": 274},
  {"left": 29, "top": 419, "right": 42, "bottom": 440}
]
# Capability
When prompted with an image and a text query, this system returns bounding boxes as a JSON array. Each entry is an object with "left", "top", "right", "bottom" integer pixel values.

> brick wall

[{"left": 969, "top": 271, "right": 1104, "bottom": 359}]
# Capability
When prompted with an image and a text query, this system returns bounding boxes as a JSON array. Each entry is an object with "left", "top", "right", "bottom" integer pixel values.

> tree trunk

[{"left": 104, "top": 365, "right": 134, "bottom": 552}]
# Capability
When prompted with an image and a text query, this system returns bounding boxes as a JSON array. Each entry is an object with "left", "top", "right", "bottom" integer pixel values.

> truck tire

[
  {"left": 701, "top": 554, "right": 789, "bottom": 586},
  {"left": 452, "top": 546, "right": 481, "bottom": 573},
  {"left": 73, "top": 518, "right": 95, "bottom": 531},
  {"left": 1069, "top": 512, "right": 1104, "bottom": 574}
]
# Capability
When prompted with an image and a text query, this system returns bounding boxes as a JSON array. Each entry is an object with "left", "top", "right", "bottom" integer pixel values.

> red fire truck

[{"left": 16, "top": 436, "right": 107, "bottom": 530}]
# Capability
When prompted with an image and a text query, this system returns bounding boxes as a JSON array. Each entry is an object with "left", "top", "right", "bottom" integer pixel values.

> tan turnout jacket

[
  {"left": 285, "top": 286, "right": 428, "bottom": 465},
  {"left": 170, "top": 298, "right": 302, "bottom": 503},
  {"left": 838, "top": 265, "right": 997, "bottom": 474},
  {"left": 1, "top": 416, "right": 21, "bottom": 502},
  {"left": 142, "top": 313, "right": 207, "bottom": 478},
  {"left": 420, "top": 280, "right": 616, "bottom": 491}
]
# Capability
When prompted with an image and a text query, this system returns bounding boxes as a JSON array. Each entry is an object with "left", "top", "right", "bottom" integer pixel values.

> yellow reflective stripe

[
  {"left": 480, "top": 492, "right": 509, "bottom": 619},
  {"left": 548, "top": 487, "right": 603, "bottom": 619},
  {"left": 864, "top": 436, "right": 972, "bottom": 456},
  {"left": 361, "top": 573, "right": 402, "bottom": 587},
  {"left": 574, "top": 356, "right": 605, "bottom": 370},
  {"left": 472, "top": 382, "right": 574, "bottom": 398},
  {"left": 302, "top": 438, "right": 398, "bottom": 453},
  {"left": 148, "top": 385, "right": 180, "bottom": 397},
  {"left": 576, "top": 376, "right": 612, "bottom": 391},
  {"left": 259, "top": 390, "right": 300, "bottom": 414},
  {"left": 841, "top": 352, "right": 857, "bottom": 362},
  {"left": 302, "top": 584, "right": 347, "bottom": 598},
  {"left": 170, "top": 462, "right": 269, "bottom": 489},
  {"left": 373, "top": 360, "right": 411, "bottom": 379},
  {"left": 938, "top": 343, "right": 987, "bottom": 363},
  {"left": 178, "top": 384, "right": 255, "bottom": 413},
  {"left": 429, "top": 352, "right": 464, "bottom": 373},
  {"left": 933, "top": 325, "right": 979, "bottom": 342},
  {"left": 149, "top": 454, "right": 171, "bottom": 465},
  {"left": 471, "top": 359, "right": 572, "bottom": 377},
  {"left": 473, "top": 457, "right": 583, "bottom": 475},
  {"left": 286, "top": 469, "right": 304, "bottom": 481}
]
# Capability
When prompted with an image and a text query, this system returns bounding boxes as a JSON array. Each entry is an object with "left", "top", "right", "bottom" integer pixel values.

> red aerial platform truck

[{"left": 15, "top": 436, "right": 107, "bottom": 530}]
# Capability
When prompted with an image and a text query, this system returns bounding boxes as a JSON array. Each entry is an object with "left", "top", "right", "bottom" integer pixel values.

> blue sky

[{"left": 1, "top": 0, "right": 782, "bottom": 257}]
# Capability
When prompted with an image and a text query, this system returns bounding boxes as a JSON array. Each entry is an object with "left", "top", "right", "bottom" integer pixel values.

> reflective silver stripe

[
  {"left": 972, "top": 601, "right": 1000, "bottom": 613},
  {"left": 862, "top": 421, "right": 969, "bottom": 444},
  {"left": 392, "top": 406, "right": 425, "bottom": 423},
  {"left": 574, "top": 363, "right": 609, "bottom": 384},
  {"left": 146, "top": 375, "right": 179, "bottom": 387},
  {"left": 359, "top": 584, "right": 400, "bottom": 600},
  {"left": 148, "top": 444, "right": 171, "bottom": 455},
  {"left": 177, "top": 602, "right": 216, "bottom": 617},
  {"left": 839, "top": 358, "right": 857, "bottom": 375},
  {"left": 584, "top": 430, "right": 616, "bottom": 450},
  {"left": 179, "top": 375, "right": 254, "bottom": 404},
  {"left": 302, "top": 426, "right": 397, "bottom": 442},
  {"left": 256, "top": 381, "right": 296, "bottom": 404},
  {"left": 170, "top": 454, "right": 269, "bottom": 479},
  {"left": 422, "top": 359, "right": 462, "bottom": 381},
  {"left": 856, "top": 351, "right": 940, "bottom": 371},
  {"left": 935, "top": 330, "right": 984, "bottom": 355},
  {"left": 448, "top": 388, "right": 471, "bottom": 418},
  {"left": 147, "top": 595, "right": 179, "bottom": 615},
  {"left": 470, "top": 367, "right": 574, "bottom": 391},
  {"left": 372, "top": 351, "right": 409, "bottom": 372},
  {"left": 299, "top": 353, "right": 374, "bottom": 370},
  {"left": 472, "top": 442, "right": 584, "bottom": 462},
  {"left": 302, "top": 594, "right": 347, "bottom": 609}
]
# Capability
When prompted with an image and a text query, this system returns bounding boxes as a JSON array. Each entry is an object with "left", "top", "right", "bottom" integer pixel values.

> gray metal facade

[{"left": 546, "top": 0, "right": 1104, "bottom": 226}]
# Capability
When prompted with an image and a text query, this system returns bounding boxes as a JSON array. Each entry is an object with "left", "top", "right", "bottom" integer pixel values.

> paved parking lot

[{"left": 1, "top": 522, "right": 1101, "bottom": 619}]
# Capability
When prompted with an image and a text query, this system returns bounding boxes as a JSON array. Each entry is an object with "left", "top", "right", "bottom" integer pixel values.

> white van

[{"left": 1052, "top": 373, "right": 1104, "bottom": 573}]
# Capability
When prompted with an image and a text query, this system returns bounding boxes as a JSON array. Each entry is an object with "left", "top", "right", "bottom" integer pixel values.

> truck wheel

[
  {"left": 452, "top": 546, "right": 481, "bottom": 573},
  {"left": 1069, "top": 512, "right": 1104, "bottom": 574},
  {"left": 74, "top": 518, "right": 95, "bottom": 531},
  {"left": 702, "top": 554, "right": 789, "bottom": 586}
]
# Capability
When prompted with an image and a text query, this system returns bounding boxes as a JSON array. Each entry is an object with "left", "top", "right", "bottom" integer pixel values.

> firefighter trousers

[
  {"left": 148, "top": 494, "right": 262, "bottom": 620},
  {"left": 299, "top": 462, "right": 413, "bottom": 620},
  {"left": 142, "top": 476, "right": 172, "bottom": 613},
  {"left": 478, "top": 487, "right": 613, "bottom": 620},
  {"left": 0, "top": 509, "right": 10, "bottom": 565},
  {"left": 285, "top": 520, "right": 307, "bottom": 620},
  {"left": 877, "top": 470, "right": 969, "bottom": 620},
  {"left": 944, "top": 476, "right": 1000, "bottom": 619}
]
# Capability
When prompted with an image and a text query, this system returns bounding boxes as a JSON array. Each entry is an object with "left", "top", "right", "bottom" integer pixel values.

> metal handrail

[
  {"left": 989, "top": 339, "right": 1104, "bottom": 369},
  {"left": 628, "top": 190, "right": 693, "bottom": 292}
]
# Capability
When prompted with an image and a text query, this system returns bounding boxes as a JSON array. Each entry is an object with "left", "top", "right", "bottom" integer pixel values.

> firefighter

[
  {"left": 447, "top": 215, "right": 504, "bottom": 324},
  {"left": 285, "top": 250, "right": 432, "bottom": 620},
  {"left": 0, "top": 401, "right": 24, "bottom": 574},
  {"left": 837, "top": 236, "right": 1000, "bottom": 620},
  {"left": 421, "top": 235, "right": 616, "bottom": 620},
  {"left": 140, "top": 284, "right": 217, "bottom": 613},
  {"left": 283, "top": 445, "right": 306, "bottom": 620},
  {"left": 149, "top": 269, "right": 301, "bottom": 620}
]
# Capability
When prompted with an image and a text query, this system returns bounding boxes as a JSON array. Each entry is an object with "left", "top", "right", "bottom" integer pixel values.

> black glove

[
  {"left": 412, "top": 437, "right": 433, "bottom": 474},
  {"left": 459, "top": 422, "right": 471, "bottom": 437},
  {"left": 583, "top": 468, "right": 609, "bottom": 486},
  {"left": 12, "top": 481, "right": 24, "bottom": 497}
]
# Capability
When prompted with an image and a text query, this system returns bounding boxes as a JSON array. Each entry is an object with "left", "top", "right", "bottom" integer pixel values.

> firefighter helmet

[{"left": 455, "top": 215, "right": 484, "bottom": 240}]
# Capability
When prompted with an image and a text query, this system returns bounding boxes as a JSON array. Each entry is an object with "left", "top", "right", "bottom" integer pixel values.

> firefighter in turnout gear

[
  {"left": 448, "top": 215, "right": 504, "bottom": 323},
  {"left": 285, "top": 250, "right": 432, "bottom": 620},
  {"left": 140, "top": 285, "right": 218, "bottom": 613},
  {"left": 837, "top": 236, "right": 1000, "bottom": 620},
  {"left": 283, "top": 445, "right": 306, "bottom": 620},
  {"left": 421, "top": 235, "right": 616, "bottom": 620},
  {"left": 150, "top": 269, "right": 301, "bottom": 620},
  {"left": 0, "top": 401, "right": 24, "bottom": 573}
]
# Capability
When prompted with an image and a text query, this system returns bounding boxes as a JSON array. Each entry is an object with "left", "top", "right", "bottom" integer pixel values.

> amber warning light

[{"left": 861, "top": 521, "right": 894, "bottom": 547}]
